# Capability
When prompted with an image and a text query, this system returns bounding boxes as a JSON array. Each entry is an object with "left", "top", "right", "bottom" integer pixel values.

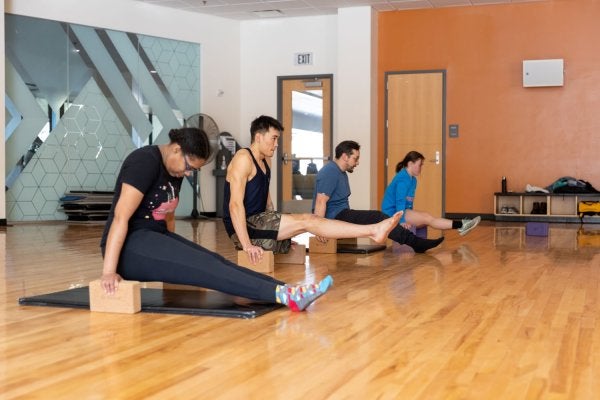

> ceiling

[{"left": 133, "top": 0, "right": 548, "bottom": 20}]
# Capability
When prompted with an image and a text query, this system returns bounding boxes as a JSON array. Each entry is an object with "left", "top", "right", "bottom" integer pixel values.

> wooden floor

[{"left": 2, "top": 219, "right": 600, "bottom": 399}]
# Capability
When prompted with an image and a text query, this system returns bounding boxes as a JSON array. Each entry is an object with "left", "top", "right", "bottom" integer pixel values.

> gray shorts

[{"left": 230, "top": 210, "right": 291, "bottom": 254}]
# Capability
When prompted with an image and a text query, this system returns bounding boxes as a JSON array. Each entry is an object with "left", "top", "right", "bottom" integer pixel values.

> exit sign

[{"left": 294, "top": 52, "right": 313, "bottom": 66}]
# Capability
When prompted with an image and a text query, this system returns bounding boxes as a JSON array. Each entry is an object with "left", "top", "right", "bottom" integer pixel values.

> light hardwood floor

[{"left": 1, "top": 219, "right": 600, "bottom": 399}]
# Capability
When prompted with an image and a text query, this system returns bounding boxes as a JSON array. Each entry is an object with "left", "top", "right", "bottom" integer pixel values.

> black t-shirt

[{"left": 100, "top": 145, "right": 183, "bottom": 249}]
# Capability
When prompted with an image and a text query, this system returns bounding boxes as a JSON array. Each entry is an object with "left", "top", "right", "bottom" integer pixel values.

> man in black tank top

[{"left": 223, "top": 115, "right": 404, "bottom": 265}]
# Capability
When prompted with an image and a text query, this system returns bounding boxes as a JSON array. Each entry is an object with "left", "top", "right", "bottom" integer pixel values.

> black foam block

[
  {"left": 19, "top": 287, "right": 282, "bottom": 319},
  {"left": 336, "top": 244, "right": 387, "bottom": 254}
]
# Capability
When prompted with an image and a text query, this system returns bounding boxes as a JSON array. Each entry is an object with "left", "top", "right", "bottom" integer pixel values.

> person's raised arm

[
  {"left": 394, "top": 174, "right": 412, "bottom": 228},
  {"left": 312, "top": 193, "right": 330, "bottom": 243},
  {"left": 266, "top": 191, "right": 275, "bottom": 212},
  {"left": 394, "top": 176, "right": 410, "bottom": 214},
  {"left": 227, "top": 153, "right": 264, "bottom": 263},
  {"left": 101, "top": 183, "right": 143, "bottom": 294},
  {"left": 265, "top": 158, "right": 275, "bottom": 211},
  {"left": 165, "top": 211, "right": 176, "bottom": 233},
  {"left": 313, "top": 192, "right": 329, "bottom": 218}
]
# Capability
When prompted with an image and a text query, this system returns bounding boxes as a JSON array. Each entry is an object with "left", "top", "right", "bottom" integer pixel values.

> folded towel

[{"left": 526, "top": 184, "right": 549, "bottom": 194}]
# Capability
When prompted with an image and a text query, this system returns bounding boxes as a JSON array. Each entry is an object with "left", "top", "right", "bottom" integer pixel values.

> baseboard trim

[{"left": 445, "top": 213, "right": 494, "bottom": 221}]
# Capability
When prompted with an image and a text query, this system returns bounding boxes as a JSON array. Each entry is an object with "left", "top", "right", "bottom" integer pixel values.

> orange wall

[{"left": 378, "top": 0, "right": 600, "bottom": 215}]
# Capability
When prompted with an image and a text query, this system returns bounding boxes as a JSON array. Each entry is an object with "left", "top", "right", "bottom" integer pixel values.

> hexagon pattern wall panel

[
  {"left": 139, "top": 36, "right": 200, "bottom": 121},
  {"left": 5, "top": 16, "right": 200, "bottom": 221},
  {"left": 6, "top": 77, "right": 134, "bottom": 221}
]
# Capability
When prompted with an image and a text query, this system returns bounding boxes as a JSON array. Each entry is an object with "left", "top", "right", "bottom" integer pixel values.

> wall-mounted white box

[{"left": 523, "top": 59, "right": 564, "bottom": 87}]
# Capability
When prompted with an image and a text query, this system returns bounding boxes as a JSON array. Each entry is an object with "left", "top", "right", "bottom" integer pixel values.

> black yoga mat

[
  {"left": 336, "top": 243, "right": 387, "bottom": 254},
  {"left": 19, "top": 287, "right": 282, "bottom": 319}
]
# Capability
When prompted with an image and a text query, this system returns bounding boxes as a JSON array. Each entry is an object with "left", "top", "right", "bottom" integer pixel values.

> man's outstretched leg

[
  {"left": 277, "top": 212, "right": 402, "bottom": 244},
  {"left": 334, "top": 209, "right": 444, "bottom": 253}
]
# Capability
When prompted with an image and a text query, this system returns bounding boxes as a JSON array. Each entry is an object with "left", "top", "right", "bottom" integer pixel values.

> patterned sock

[{"left": 276, "top": 275, "right": 334, "bottom": 312}]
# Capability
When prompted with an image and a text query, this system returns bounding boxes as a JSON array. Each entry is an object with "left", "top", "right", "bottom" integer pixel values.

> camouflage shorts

[{"left": 230, "top": 210, "right": 291, "bottom": 254}]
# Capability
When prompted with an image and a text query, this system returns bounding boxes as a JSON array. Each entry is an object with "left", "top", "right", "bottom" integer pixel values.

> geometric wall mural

[
  {"left": 4, "top": 14, "right": 200, "bottom": 221},
  {"left": 6, "top": 78, "right": 135, "bottom": 220}
]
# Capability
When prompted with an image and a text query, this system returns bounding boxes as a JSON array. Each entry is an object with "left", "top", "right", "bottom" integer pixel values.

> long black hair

[
  {"left": 168, "top": 127, "right": 212, "bottom": 160},
  {"left": 395, "top": 151, "right": 424, "bottom": 173}
]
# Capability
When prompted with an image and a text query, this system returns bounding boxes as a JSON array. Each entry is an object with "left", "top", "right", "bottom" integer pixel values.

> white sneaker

[{"left": 458, "top": 216, "right": 481, "bottom": 236}]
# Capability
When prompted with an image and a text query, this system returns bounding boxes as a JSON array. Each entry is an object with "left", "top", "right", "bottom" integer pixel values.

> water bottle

[{"left": 501, "top": 176, "right": 507, "bottom": 193}]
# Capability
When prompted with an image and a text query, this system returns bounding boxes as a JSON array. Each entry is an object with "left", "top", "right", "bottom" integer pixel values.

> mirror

[
  {"left": 290, "top": 88, "right": 324, "bottom": 200},
  {"left": 4, "top": 14, "right": 200, "bottom": 221}
]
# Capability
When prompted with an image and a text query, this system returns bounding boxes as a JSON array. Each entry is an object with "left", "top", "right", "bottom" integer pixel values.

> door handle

[{"left": 428, "top": 151, "right": 440, "bottom": 165}]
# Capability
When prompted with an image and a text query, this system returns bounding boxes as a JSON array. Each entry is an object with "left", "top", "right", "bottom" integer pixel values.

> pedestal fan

[{"left": 183, "top": 113, "right": 219, "bottom": 219}]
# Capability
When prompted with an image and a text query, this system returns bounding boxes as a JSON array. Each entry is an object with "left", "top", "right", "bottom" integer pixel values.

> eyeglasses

[{"left": 182, "top": 153, "right": 201, "bottom": 172}]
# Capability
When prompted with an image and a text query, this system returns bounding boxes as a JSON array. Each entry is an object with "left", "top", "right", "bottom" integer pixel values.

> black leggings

[
  {"left": 335, "top": 209, "right": 412, "bottom": 244},
  {"left": 116, "top": 229, "right": 284, "bottom": 302}
]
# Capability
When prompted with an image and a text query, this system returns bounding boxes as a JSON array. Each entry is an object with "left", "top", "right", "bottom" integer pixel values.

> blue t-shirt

[
  {"left": 381, "top": 168, "right": 416, "bottom": 223},
  {"left": 312, "top": 161, "right": 350, "bottom": 219}
]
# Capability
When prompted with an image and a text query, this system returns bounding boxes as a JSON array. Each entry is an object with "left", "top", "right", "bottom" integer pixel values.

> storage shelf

[{"left": 494, "top": 192, "right": 600, "bottom": 223}]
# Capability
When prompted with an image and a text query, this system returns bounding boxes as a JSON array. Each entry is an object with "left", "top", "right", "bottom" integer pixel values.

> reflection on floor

[
  {"left": 494, "top": 223, "right": 600, "bottom": 251},
  {"left": 4, "top": 219, "right": 600, "bottom": 399}
]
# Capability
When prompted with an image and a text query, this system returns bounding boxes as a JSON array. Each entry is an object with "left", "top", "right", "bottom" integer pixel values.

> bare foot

[{"left": 371, "top": 211, "right": 403, "bottom": 243}]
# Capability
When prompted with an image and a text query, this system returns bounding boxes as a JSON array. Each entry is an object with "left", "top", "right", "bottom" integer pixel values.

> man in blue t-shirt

[{"left": 312, "top": 141, "right": 444, "bottom": 253}]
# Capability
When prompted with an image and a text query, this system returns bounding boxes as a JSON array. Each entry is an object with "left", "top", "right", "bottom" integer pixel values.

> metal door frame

[{"left": 276, "top": 74, "right": 334, "bottom": 211}]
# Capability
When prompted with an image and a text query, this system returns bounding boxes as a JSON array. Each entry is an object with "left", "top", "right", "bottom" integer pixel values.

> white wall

[
  {"left": 240, "top": 15, "right": 338, "bottom": 208},
  {"left": 240, "top": 10, "right": 378, "bottom": 210},
  {"left": 5, "top": 0, "right": 241, "bottom": 214},
  {"left": 336, "top": 7, "right": 377, "bottom": 211}
]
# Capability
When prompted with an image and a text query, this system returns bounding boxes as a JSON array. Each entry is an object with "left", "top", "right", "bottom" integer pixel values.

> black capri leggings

[{"left": 115, "top": 229, "right": 284, "bottom": 303}]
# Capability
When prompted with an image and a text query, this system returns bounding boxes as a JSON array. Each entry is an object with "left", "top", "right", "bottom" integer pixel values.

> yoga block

[
  {"left": 275, "top": 244, "right": 306, "bottom": 264},
  {"left": 237, "top": 250, "right": 274, "bottom": 273},
  {"left": 415, "top": 226, "right": 428, "bottom": 239},
  {"left": 526, "top": 222, "right": 549, "bottom": 237},
  {"left": 162, "top": 283, "right": 204, "bottom": 291},
  {"left": 89, "top": 279, "right": 141, "bottom": 314},
  {"left": 309, "top": 236, "right": 337, "bottom": 254},
  {"left": 140, "top": 282, "right": 203, "bottom": 291},
  {"left": 140, "top": 282, "right": 163, "bottom": 289},
  {"left": 409, "top": 226, "right": 428, "bottom": 239}
]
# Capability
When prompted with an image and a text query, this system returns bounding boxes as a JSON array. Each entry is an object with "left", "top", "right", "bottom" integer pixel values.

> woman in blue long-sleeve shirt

[{"left": 382, "top": 151, "right": 480, "bottom": 236}]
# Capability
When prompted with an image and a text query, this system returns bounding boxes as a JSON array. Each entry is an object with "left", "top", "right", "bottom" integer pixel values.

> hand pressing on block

[
  {"left": 237, "top": 250, "right": 275, "bottom": 273},
  {"left": 89, "top": 279, "right": 141, "bottom": 314}
]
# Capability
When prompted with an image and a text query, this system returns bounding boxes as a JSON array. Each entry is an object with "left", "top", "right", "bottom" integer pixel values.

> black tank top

[{"left": 222, "top": 148, "right": 270, "bottom": 236}]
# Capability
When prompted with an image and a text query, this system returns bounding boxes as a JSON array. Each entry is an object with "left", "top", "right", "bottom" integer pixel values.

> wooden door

[
  {"left": 278, "top": 76, "right": 332, "bottom": 213},
  {"left": 386, "top": 71, "right": 445, "bottom": 238}
]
